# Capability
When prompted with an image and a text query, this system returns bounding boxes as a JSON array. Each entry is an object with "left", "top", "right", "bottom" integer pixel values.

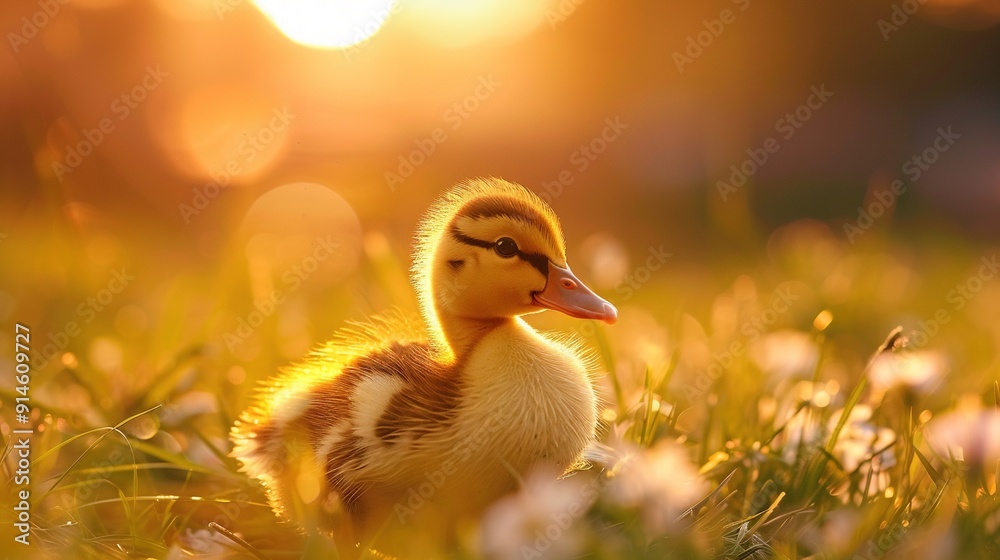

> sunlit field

[
  {"left": 2, "top": 1, "right": 1000, "bottom": 559},
  {"left": 3, "top": 208, "right": 999, "bottom": 559}
]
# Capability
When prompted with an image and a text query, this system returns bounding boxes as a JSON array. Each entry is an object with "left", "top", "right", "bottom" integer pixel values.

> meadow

[{"left": 2, "top": 205, "right": 998, "bottom": 559}]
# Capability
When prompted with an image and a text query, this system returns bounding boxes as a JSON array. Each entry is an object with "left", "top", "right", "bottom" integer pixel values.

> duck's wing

[
  {"left": 232, "top": 310, "right": 425, "bottom": 437},
  {"left": 230, "top": 312, "right": 426, "bottom": 514},
  {"left": 308, "top": 339, "right": 463, "bottom": 508}
]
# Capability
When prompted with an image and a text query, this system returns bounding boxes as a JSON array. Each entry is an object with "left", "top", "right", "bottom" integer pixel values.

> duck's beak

[{"left": 533, "top": 262, "right": 618, "bottom": 325}]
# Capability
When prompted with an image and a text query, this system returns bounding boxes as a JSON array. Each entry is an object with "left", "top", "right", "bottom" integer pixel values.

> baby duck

[{"left": 230, "top": 177, "right": 617, "bottom": 555}]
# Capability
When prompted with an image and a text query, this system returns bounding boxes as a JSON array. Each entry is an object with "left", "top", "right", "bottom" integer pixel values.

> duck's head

[{"left": 413, "top": 178, "right": 617, "bottom": 353}]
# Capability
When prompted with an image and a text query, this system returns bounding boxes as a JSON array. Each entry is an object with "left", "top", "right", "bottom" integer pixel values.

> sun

[{"left": 251, "top": 0, "right": 398, "bottom": 50}]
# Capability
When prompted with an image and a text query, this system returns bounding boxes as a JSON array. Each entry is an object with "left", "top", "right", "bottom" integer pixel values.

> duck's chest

[{"left": 452, "top": 330, "right": 598, "bottom": 477}]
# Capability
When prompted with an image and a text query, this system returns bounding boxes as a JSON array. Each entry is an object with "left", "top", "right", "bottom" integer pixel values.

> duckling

[{"left": 230, "top": 177, "right": 617, "bottom": 555}]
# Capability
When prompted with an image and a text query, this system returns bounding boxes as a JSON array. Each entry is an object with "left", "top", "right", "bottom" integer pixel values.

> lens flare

[
  {"left": 402, "top": 0, "right": 550, "bottom": 47},
  {"left": 240, "top": 182, "right": 364, "bottom": 302},
  {"left": 251, "top": 0, "right": 398, "bottom": 49}
]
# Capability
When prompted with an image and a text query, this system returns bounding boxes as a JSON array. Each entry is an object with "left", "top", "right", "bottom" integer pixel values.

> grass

[{"left": 2, "top": 217, "right": 999, "bottom": 559}]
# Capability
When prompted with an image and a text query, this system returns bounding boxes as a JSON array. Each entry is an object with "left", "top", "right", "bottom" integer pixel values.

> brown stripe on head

[{"left": 449, "top": 192, "right": 566, "bottom": 265}]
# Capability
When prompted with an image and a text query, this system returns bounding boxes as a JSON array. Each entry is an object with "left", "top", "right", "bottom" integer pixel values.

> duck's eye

[{"left": 493, "top": 237, "right": 519, "bottom": 258}]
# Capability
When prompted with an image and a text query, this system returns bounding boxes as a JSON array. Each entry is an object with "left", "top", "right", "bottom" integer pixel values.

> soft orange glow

[
  {"left": 240, "top": 182, "right": 364, "bottom": 302},
  {"left": 401, "top": 0, "right": 551, "bottom": 47},
  {"left": 812, "top": 309, "right": 833, "bottom": 331},
  {"left": 167, "top": 87, "right": 292, "bottom": 182},
  {"left": 251, "top": 0, "right": 398, "bottom": 49},
  {"left": 74, "top": 0, "right": 127, "bottom": 9},
  {"left": 152, "top": 0, "right": 223, "bottom": 21}
]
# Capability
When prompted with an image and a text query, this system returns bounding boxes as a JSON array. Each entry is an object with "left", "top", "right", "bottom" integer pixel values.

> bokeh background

[{"left": 1, "top": 0, "right": 999, "bottom": 558}]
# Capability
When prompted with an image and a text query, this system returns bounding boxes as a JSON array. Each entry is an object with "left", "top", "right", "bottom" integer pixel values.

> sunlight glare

[
  {"left": 402, "top": 0, "right": 551, "bottom": 47},
  {"left": 251, "top": 0, "right": 398, "bottom": 49}
]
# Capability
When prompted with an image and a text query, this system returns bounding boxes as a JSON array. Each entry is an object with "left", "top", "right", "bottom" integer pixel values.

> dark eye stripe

[
  {"left": 450, "top": 226, "right": 549, "bottom": 277},
  {"left": 452, "top": 194, "right": 564, "bottom": 260},
  {"left": 518, "top": 252, "right": 549, "bottom": 277}
]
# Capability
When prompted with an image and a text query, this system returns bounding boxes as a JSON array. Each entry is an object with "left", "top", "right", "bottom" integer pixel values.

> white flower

[
  {"left": 869, "top": 350, "right": 948, "bottom": 394},
  {"left": 771, "top": 379, "right": 840, "bottom": 462},
  {"left": 751, "top": 330, "right": 819, "bottom": 381},
  {"left": 605, "top": 440, "right": 706, "bottom": 536},
  {"left": 480, "top": 467, "right": 596, "bottom": 560},
  {"left": 925, "top": 407, "right": 1000, "bottom": 469},
  {"left": 827, "top": 405, "right": 896, "bottom": 502},
  {"left": 829, "top": 405, "right": 896, "bottom": 473}
]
